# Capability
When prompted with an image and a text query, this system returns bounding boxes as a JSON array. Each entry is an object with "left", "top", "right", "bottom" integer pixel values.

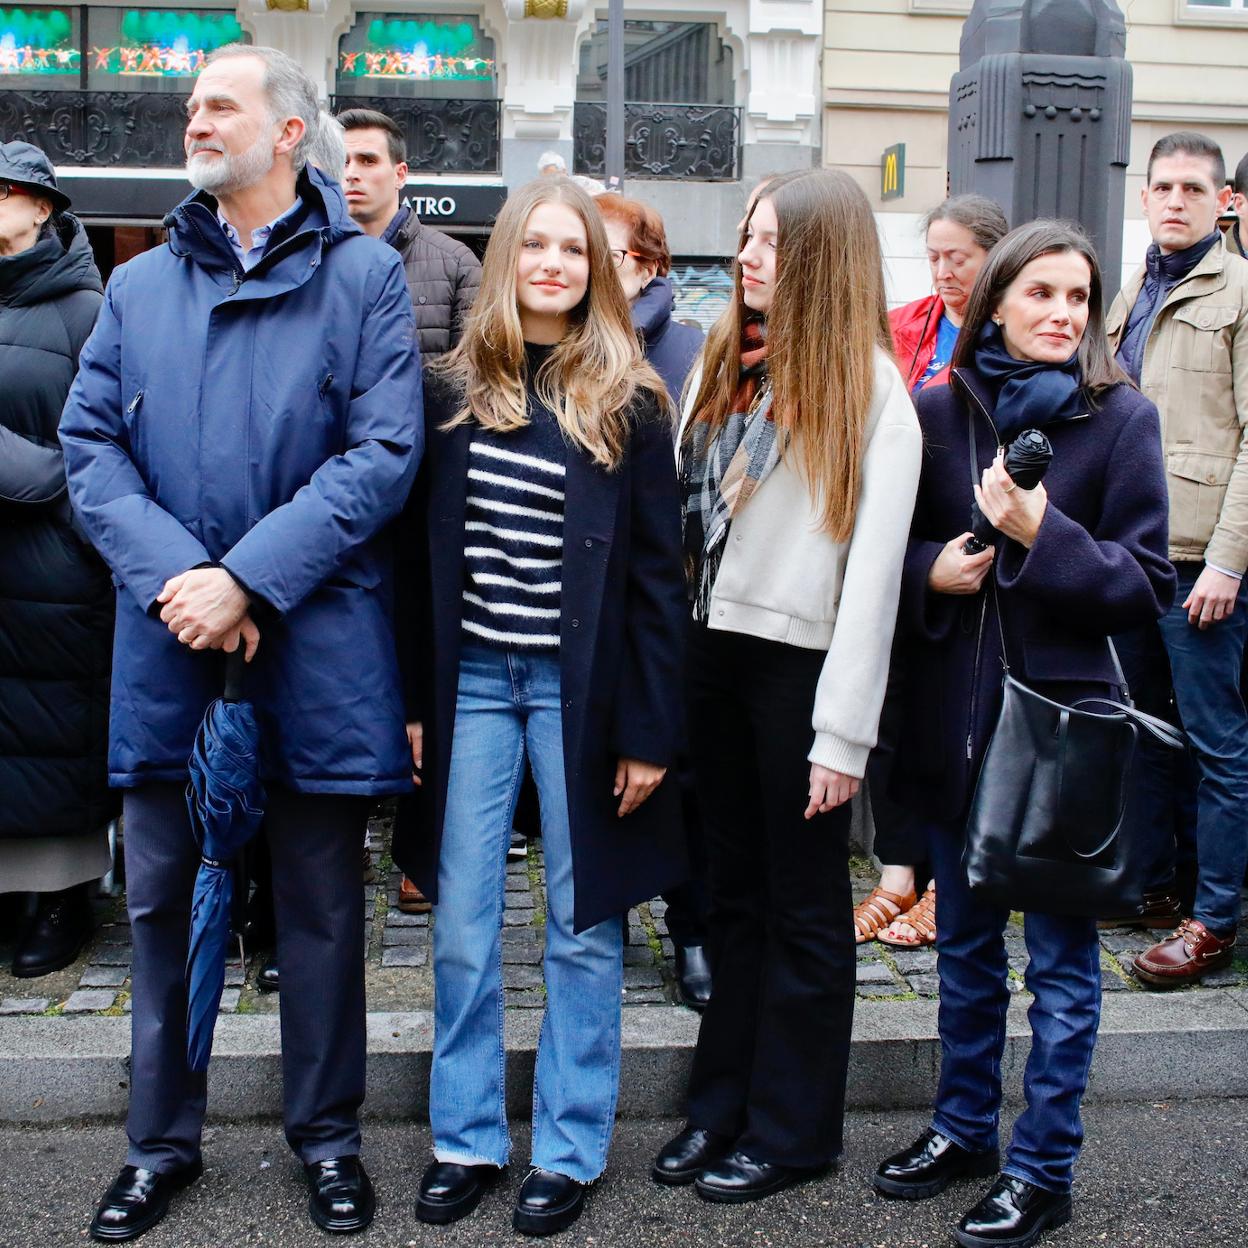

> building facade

[{"left": 823, "top": 0, "right": 1248, "bottom": 303}]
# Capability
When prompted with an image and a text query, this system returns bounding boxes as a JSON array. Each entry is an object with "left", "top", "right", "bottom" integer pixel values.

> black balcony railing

[
  {"left": 573, "top": 101, "right": 741, "bottom": 181},
  {"left": 0, "top": 89, "right": 501, "bottom": 175},
  {"left": 0, "top": 89, "right": 190, "bottom": 167},
  {"left": 329, "top": 96, "right": 500, "bottom": 174}
]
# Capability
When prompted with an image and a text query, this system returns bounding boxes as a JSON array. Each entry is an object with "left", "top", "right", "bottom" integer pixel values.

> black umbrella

[{"left": 964, "top": 428, "right": 1054, "bottom": 553}]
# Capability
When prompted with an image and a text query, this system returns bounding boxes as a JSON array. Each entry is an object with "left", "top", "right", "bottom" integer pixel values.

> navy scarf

[{"left": 973, "top": 323, "right": 1086, "bottom": 441}]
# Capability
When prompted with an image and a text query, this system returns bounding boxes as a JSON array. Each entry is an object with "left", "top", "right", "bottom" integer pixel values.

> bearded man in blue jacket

[{"left": 59, "top": 44, "right": 421, "bottom": 1243}]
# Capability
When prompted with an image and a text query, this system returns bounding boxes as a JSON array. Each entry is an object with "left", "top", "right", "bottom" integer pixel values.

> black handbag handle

[{"left": 964, "top": 409, "right": 1186, "bottom": 753}]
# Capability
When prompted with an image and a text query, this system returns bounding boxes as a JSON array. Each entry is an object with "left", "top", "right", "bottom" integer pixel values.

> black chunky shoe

[
  {"left": 89, "top": 1160, "right": 202, "bottom": 1242},
  {"left": 513, "top": 1167, "right": 588, "bottom": 1237},
  {"left": 694, "top": 1149, "right": 828, "bottom": 1204},
  {"left": 256, "top": 955, "right": 280, "bottom": 993},
  {"left": 954, "top": 1174, "right": 1072, "bottom": 1247},
  {"left": 13, "top": 884, "right": 94, "bottom": 978},
  {"left": 674, "top": 945, "right": 713, "bottom": 1010},
  {"left": 875, "top": 1127, "right": 999, "bottom": 1200},
  {"left": 304, "top": 1155, "right": 375, "bottom": 1234},
  {"left": 415, "top": 1160, "right": 505, "bottom": 1225},
  {"left": 652, "top": 1125, "right": 733, "bottom": 1185}
]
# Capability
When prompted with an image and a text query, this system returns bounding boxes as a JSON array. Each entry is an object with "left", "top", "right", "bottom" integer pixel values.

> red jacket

[{"left": 889, "top": 294, "right": 948, "bottom": 393}]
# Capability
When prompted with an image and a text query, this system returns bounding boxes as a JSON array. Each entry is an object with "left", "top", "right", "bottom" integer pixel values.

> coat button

[
  {"left": 571, "top": 618, "right": 580, "bottom": 628},
  {"left": 734, "top": 533, "right": 742, "bottom": 542},
  {"left": 418, "top": 294, "right": 427, "bottom": 304},
  {"left": 717, "top": 608, "right": 725, "bottom": 617},
  {"left": 565, "top": 698, "right": 573, "bottom": 708},
  {"left": 584, "top": 538, "right": 593, "bottom": 547}
]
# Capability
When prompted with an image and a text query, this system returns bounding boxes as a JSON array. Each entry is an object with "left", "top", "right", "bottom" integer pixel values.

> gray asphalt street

[{"left": 2, "top": 1101, "right": 1244, "bottom": 1248}]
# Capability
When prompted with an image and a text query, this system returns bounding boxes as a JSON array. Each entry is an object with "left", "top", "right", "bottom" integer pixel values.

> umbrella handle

[{"left": 224, "top": 650, "right": 246, "bottom": 704}]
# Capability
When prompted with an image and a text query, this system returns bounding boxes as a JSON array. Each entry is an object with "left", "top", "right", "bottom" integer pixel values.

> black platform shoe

[
  {"left": 89, "top": 1160, "right": 202, "bottom": 1242},
  {"left": 875, "top": 1127, "right": 999, "bottom": 1200},
  {"left": 513, "top": 1167, "right": 588, "bottom": 1237},
  {"left": 13, "top": 884, "right": 94, "bottom": 978},
  {"left": 256, "top": 954, "right": 280, "bottom": 993},
  {"left": 652, "top": 1125, "right": 733, "bottom": 1185},
  {"left": 415, "top": 1160, "right": 505, "bottom": 1225},
  {"left": 304, "top": 1155, "right": 375, "bottom": 1234},
  {"left": 953, "top": 1175, "right": 1072, "bottom": 1247},
  {"left": 674, "top": 945, "right": 713, "bottom": 1010},
  {"left": 694, "top": 1149, "right": 828, "bottom": 1204}
]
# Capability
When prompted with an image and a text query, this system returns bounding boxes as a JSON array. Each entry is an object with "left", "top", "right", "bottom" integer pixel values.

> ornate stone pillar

[
  {"left": 238, "top": 0, "right": 355, "bottom": 101},
  {"left": 734, "top": 0, "right": 822, "bottom": 157}
]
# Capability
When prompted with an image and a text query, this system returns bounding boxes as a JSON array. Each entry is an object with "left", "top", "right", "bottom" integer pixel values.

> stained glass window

[{"left": 336, "top": 13, "right": 495, "bottom": 99}]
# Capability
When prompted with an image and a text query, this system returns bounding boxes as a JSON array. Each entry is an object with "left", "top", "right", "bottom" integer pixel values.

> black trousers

[
  {"left": 662, "top": 762, "right": 710, "bottom": 949},
  {"left": 684, "top": 623, "right": 855, "bottom": 1167},
  {"left": 123, "top": 783, "right": 369, "bottom": 1171}
]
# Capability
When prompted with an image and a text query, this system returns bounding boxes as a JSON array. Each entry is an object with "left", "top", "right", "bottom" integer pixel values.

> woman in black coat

[
  {"left": 874, "top": 222, "right": 1175, "bottom": 1248},
  {"left": 392, "top": 176, "right": 687, "bottom": 1238},
  {"left": 0, "top": 144, "right": 111, "bottom": 977}
]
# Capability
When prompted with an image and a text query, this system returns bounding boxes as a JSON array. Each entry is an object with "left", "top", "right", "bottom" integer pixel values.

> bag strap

[{"left": 1069, "top": 695, "right": 1187, "bottom": 751}]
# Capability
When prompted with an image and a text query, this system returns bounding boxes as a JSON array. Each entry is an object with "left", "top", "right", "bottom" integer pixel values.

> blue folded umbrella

[{"left": 185, "top": 652, "right": 265, "bottom": 1072}]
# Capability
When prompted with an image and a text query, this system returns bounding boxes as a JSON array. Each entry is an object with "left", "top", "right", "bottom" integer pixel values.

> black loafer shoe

[
  {"left": 256, "top": 955, "right": 280, "bottom": 993},
  {"left": 694, "top": 1149, "right": 828, "bottom": 1204},
  {"left": 874, "top": 1127, "right": 999, "bottom": 1200},
  {"left": 415, "top": 1160, "right": 505, "bottom": 1225},
  {"left": 954, "top": 1174, "right": 1072, "bottom": 1247},
  {"left": 513, "top": 1167, "right": 588, "bottom": 1237},
  {"left": 652, "top": 1125, "right": 733, "bottom": 1185},
  {"left": 304, "top": 1155, "right": 375, "bottom": 1234},
  {"left": 674, "top": 945, "right": 713, "bottom": 1011},
  {"left": 13, "top": 885, "right": 94, "bottom": 978},
  {"left": 89, "top": 1160, "right": 202, "bottom": 1242}
]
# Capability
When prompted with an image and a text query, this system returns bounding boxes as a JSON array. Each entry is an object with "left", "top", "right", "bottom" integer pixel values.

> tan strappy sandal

[
  {"left": 878, "top": 884, "right": 937, "bottom": 948},
  {"left": 853, "top": 885, "right": 917, "bottom": 945}
]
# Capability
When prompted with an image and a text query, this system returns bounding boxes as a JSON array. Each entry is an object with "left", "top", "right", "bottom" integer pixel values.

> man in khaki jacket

[{"left": 1106, "top": 131, "right": 1248, "bottom": 986}]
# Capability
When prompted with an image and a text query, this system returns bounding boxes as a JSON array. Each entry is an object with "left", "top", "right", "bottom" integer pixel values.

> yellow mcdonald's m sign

[{"left": 881, "top": 143, "right": 905, "bottom": 202}]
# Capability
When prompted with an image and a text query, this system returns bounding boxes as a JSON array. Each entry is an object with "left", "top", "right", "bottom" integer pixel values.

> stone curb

[{"left": 3, "top": 990, "right": 1247, "bottom": 1124}]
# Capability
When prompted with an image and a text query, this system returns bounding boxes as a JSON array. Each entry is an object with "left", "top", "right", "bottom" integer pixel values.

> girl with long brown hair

[
  {"left": 652, "top": 168, "right": 922, "bottom": 1200},
  {"left": 392, "top": 176, "right": 688, "bottom": 1237}
]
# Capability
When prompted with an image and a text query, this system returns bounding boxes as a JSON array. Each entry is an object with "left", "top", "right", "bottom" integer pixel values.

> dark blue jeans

[
  {"left": 1155, "top": 563, "right": 1248, "bottom": 935},
  {"left": 929, "top": 819, "right": 1102, "bottom": 1194}
]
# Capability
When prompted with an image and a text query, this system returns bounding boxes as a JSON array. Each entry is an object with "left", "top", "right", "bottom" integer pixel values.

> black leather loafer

[
  {"left": 674, "top": 945, "right": 713, "bottom": 1010},
  {"left": 304, "top": 1155, "right": 375, "bottom": 1234},
  {"left": 652, "top": 1125, "right": 733, "bottom": 1185},
  {"left": 694, "top": 1149, "right": 828, "bottom": 1204},
  {"left": 954, "top": 1175, "right": 1072, "bottom": 1247},
  {"left": 415, "top": 1160, "right": 505, "bottom": 1225},
  {"left": 256, "top": 955, "right": 280, "bottom": 993},
  {"left": 89, "top": 1160, "right": 202, "bottom": 1242},
  {"left": 513, "top": 1167, "right": 588, "bottom": 1237},
  {"left": 875, "top": 1127, "right": 999, "bottom": 1200},
  {"left": 13, "top": 885, "right": 94, "bottom": 978}
]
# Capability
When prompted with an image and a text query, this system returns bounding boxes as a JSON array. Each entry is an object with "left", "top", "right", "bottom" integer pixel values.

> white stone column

[
  {"left": 238, "top": 0, "right": 355, "bottom": 102},
  {"left": 733, "top": 0, "right": 822, "bottom": 151}
]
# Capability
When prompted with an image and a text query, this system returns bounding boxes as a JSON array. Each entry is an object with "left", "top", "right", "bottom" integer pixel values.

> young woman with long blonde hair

[
  {"left": 392, "top": 177, "right": 688, "bottom": 1236},
  {"left": 653, "top": 168, "right": 922, "bottom": 1201}
]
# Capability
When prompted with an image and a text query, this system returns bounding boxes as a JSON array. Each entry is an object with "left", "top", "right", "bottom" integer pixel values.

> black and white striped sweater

[{"left": 461, "top": 355, "right": 567, "bottom": 651}]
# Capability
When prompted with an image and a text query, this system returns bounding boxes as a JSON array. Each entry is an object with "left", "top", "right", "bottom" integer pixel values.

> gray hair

[
  {"left": 305, "top": 112, "right": 346, "bottom": 181},
  {"left": 537, "top": 150, "right": 567, "bottom": 174},
  {"left": 921, "top": 193, "right": 1009, "bottom": 254},
  {"left": 205, "top": 44, "right": 320, "bottom": 173}
]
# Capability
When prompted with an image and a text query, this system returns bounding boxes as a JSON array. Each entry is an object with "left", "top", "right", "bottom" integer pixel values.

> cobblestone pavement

[{"left": 3, "top": 806, "right": 1248, "bottom": 1019}]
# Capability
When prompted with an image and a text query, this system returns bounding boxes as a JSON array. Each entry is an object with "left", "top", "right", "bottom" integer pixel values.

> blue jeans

[
  {"left": 1157, "top": 563, "right": 1248, "bottom": 935},
  {"left": 430, "top": 645, "right": 624, "bottom": 1182},
  {"left": 929, "top": 820, "right": 1102, "bottom": 1194}
]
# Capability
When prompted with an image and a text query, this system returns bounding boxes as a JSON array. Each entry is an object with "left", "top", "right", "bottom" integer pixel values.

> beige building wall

[{"left": 823, "top": 0, "right": 1248, "bottom": 300}]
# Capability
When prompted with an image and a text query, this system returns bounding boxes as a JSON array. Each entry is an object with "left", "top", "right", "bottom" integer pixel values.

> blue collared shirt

[{"left": 217, "top": 196, "right": 304, "bottom": 272}]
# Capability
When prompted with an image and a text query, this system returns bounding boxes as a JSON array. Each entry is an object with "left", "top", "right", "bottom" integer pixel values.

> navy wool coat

[
  {"left": 0, "top": 214, "right": 113, "bottom": 835},
  {"left": 392, "top": 380, "right": 689, "bottom": 932},
  {"left": 59, "top": 168, "right": 423, "bottom": 793},
  {"left": 893, "top": 367, "right": 1176, "bottom": 823}
]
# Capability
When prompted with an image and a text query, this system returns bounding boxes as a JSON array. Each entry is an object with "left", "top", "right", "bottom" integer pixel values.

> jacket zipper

[
  {"left": 126, "top": 389, "right": 143, "bottom": 415},
  {"left": 952, "top": 370, "right": 1003, "bottom": 765}
]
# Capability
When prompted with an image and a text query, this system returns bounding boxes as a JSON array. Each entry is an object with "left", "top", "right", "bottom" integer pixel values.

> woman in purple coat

[{"left": 873, "top": 222, "right": 1175, "bottom": 1248}]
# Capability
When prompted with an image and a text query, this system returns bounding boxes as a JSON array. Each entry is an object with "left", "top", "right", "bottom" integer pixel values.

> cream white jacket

[{"left": 679, "top": 348, "right": 922, "bottom": 777}]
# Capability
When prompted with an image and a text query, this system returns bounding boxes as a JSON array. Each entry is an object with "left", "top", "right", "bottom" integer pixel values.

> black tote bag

[{"left": 959, "top": 416, "right": 1185, "bottom": 916}]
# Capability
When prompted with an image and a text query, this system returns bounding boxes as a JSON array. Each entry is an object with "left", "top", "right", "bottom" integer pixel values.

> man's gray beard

[{"left": 187, "top": 130, "right": 276, "bottom": 196}]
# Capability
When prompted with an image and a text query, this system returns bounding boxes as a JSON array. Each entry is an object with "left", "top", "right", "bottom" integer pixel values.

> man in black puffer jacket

[
  {"left": 0, "top": 142, "right": 113, "bottom": 976},
  {"left": 339, "top": 107, "right": 481, "bottom": 360}
]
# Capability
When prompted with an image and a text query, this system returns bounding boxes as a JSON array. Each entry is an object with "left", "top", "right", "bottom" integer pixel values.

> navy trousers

[
  {"left": 928, "top": 819, "right": 1102, "bottom": 1194},
  {"left": 122, "top": 783, "right": 369, "bottom": 1172}
]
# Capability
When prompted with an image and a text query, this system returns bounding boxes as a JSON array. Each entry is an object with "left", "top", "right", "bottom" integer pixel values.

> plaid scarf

[{"left": 683, "top": 318, "right": 782, "bottom": 620}]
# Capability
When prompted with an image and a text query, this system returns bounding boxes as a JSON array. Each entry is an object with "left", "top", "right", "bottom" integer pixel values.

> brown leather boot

[
  {"left": 1132, "top": 918, "right": 1235, "bottom": 987},
  {"left": 398, "top": 875, "right": 432, "bottom": 914}
]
